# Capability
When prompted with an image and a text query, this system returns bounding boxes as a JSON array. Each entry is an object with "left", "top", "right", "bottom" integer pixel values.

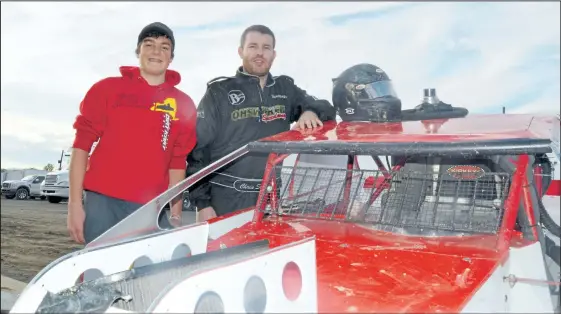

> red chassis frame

[{"left": 252, "top": 152, "right": 533, "bottom": 254}]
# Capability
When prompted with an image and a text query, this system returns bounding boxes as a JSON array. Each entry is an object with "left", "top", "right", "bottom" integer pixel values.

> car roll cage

[{"left": 87, "top": 137, "right": 552, "bottom": 253}]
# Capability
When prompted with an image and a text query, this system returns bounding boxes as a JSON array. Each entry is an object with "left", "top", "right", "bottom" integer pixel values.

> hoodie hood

[{"left": 119, "top": 66, "right": 181, "bottom": 87}]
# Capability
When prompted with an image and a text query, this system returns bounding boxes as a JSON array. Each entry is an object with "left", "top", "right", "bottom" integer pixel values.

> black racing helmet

[{"left": 332, "top": 63, "right": 402, "bottom": 122}]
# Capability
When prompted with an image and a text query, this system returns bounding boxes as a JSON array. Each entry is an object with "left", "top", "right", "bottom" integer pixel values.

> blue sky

[{"left": 1, "top": 1, "right": 559, "bottom": 169}]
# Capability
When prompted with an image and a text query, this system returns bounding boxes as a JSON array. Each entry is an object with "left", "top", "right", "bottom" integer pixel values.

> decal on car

[{"left": 446, "top": 165, "right": 486, "bottom": 180}]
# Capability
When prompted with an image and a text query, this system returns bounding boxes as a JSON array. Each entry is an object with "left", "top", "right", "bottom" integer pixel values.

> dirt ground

[
  {"left": 1, "top": 198, "right": 197, "bottom": 284},
  {"left": 0, "top": 199, "right": 82, "bottom": 283}
]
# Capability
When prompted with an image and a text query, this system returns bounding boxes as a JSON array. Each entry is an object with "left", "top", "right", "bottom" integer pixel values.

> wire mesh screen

[{"left": 262, "top": 165, "right": 512, "bottom": 235}]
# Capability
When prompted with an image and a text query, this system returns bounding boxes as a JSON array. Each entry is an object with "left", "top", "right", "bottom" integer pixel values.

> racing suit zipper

[
  {"left": 261, "top": 85, "right": 271, "bottom": 123},
  {"left": 256, "top": 81, "right": 264, "bottom": 123}
]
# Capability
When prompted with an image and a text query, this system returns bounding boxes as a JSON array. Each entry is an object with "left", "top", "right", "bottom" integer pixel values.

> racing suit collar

[{"left": 236, "top": 66, "right": 275, "bottom": 87}]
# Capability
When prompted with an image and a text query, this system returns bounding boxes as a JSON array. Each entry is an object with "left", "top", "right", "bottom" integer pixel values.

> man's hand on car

[
  {"left": 197, "top": 206, "right": 217, "bottom": 222},
  {"left": 67, "top": 201, "right": 85, "bottom": 244},
  {"left": 294, "top": 110, "right": 323, "bottom": 130}
]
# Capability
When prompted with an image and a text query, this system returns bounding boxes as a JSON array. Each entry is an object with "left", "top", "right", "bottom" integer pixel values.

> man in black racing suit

[{"left": 186, "top": 24, "right": 336, "bottom": 220}]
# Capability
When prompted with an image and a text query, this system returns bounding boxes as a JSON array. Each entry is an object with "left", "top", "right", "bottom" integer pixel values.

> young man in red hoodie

[{"left": 67, "top": 22, "right": 197, "bottom": 244}]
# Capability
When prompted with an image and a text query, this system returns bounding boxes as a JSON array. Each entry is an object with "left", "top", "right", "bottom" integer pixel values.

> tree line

[{"left": 0, "top": 163, "right": 54, "bottom": 173}]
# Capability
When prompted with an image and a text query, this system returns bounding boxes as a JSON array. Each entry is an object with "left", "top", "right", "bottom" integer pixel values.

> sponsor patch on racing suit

[{"left": 186, "top": 66, "right": 336, "bottom": 216}]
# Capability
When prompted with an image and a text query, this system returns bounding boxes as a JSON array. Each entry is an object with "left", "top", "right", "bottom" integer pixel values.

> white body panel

[
  {"left": 543, "top": 196, "right": 560, "bottom": 238},
  {"left": 461, "top": 242, "right": 556, "bottom": 313},
  {"left": 207, "top": 208, "right": 255, "bottom": 240},
  {"left": 506, "top": 243, "right": 556, "bottom": 313},
  {"left": 9, "top": 225, "right": 317, "bottom": 314},
  {"left": 459, "top": 260, "right": 508, "bottom": 313},
  {"left": 461, "top": 194, "right": 560, "bottom": 313},
  {"left": 149, "top": 237, "right": 318, "bottom": 313},
  {"left": 550, "top": 116, "right": 560, "bottom": 162},
  {"left": 9, "top": 223, "right": 210, "bottom": 313}
]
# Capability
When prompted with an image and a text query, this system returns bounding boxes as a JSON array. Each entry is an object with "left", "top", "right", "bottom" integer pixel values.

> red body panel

[
  {"left": 546, "top": 179, "right": 561, "bottom": 196},
  {"left": 208, "top": 216, "right": 508, "bottom": 313},
  {"left": 203, "top": 114, "right": 559, "bottom": 312},
  {"left": 259, "top": 114, "right": 556, "bottom": 143}
]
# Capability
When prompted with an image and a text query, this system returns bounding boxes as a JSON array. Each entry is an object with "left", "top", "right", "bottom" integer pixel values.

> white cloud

[
  {"left": 1, "top": 1, "right": 560, "bottom": 169},
  {"left": 1, "top": 111, "right": 74, "bottom": 146}
]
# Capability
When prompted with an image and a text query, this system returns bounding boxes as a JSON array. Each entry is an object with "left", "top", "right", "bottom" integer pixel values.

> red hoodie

[{"left": 72, "top": 66, "right": 197, "bottom": 204}]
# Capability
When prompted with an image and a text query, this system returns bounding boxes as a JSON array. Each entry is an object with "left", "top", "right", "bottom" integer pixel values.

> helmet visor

[{"left": 356, "top": 80, "right": 398, "bottom": 100}]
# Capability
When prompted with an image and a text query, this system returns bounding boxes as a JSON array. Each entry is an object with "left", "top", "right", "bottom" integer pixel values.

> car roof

[{"left": 248, "top": 114, "right": 558, "bottom": 157}]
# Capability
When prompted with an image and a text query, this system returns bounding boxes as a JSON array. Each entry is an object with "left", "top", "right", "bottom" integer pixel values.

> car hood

[
  {"left": 207, "top": 215, "right": 505, "bottom": 313},
  {"left": 2, "top": 180, "right": 26, "bottom": 185}
]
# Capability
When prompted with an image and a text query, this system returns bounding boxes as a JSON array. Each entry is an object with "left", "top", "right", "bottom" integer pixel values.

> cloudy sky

[{"left": 1, "top": 1, "right": 560, "bottom": 169}]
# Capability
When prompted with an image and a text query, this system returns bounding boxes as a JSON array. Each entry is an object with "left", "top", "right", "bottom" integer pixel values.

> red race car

[{"left": 11, "top": 113, "right": 560, "bottom": 314}]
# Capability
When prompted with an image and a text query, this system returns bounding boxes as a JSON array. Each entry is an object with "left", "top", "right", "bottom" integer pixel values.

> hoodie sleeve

[
  {"left": 170, "top": 94, "right": 197, "bottom": 170},
  {"left": 186, "top": 87, "right": 221, "bottom": 210},
  {"left": 288, "top": 79, "right": 337, "bottom": 123},
  {"left": 72, "top": 79, "right": 110, "bottom": 152}
]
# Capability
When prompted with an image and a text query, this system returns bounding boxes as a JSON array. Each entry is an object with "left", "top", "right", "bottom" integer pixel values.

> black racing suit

[{"left": 186, "top": 66, "right": 336, "bottom": 216}]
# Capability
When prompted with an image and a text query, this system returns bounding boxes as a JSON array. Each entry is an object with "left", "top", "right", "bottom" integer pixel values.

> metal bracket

[{"left": 504, "top": 274, "right": 561, "bottom": 288}]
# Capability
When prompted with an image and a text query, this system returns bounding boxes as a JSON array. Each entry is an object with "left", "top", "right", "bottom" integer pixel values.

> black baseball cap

[{"left": 137, "top": 22, "right": 175, "bottom": 54}]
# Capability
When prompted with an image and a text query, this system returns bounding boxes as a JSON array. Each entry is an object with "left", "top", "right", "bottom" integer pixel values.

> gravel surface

[
  {"left": 1, "top": 199, "right": 81, "bottom": 283},
  {"left": 0, "top": 198, "right": 196, "bottom": 283}
]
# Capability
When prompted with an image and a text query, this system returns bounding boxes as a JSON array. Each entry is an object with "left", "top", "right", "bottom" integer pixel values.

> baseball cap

[{"left": 137, "top": 22, "right": 175, "bottom": 54}]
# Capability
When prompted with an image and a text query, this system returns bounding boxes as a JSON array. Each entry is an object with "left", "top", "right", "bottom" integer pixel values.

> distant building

[{"left": 1, "top": 169, "right": 48, "bottom": 182}]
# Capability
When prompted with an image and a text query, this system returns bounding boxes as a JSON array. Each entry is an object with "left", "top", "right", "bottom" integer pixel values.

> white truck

[
  {"left": 1, "top": 174, "right": 47, "bottom": 200},
  {"left": 41, "top": 143, "right": 97, "bottom": 204},
  {"left": 40, "top": 170, "right": 70, "bottom": 204},
  {"left": 39, "top": 143, "right": 193, "bottom": 210}
]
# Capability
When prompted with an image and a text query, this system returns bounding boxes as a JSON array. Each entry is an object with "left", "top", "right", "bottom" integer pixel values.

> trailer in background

[{"left": 1, "top": 169, "right": 47, "bottom": 183}]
